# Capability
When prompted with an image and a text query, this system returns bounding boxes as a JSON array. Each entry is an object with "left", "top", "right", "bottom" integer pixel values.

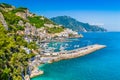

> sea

[{"left": 31, "top": 32, "right": 120, "bottom": 80}]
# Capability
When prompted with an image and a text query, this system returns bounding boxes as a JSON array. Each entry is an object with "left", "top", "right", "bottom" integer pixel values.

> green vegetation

[
  {"left": 2, "top": 11, "right": 23, "bottom": 25},
  {"left": 28, "top": 16, "right": 43, "bottom": 28},
  {"left": 11, "top": 7, "right": 27, "bottom": 13},
  {"left": 9, "top": 25, "right": 24, "bottom": 32},
  {"left": 1, "top": 11, "right": 26, "bottom": 31},
  {"left": 0, "top": 3, "right": 67, "bottom": 80},
  {"left": 27, "top": 42, "right": 37, "bottom": 50},
  {"left": 47, "top": 27, "right": 64, "bottom": 33},
  {"left": 28, "top": 16, "right": 55, "bottom": 28},
  {"left": 0, "top": 3, "right": 12, "bottom": 8},
  {"left": 16, "top": 26, "right": 24, "bottom": 30},
  {"left": 0, "top": 24, "right": 35, "bottom": 80}
]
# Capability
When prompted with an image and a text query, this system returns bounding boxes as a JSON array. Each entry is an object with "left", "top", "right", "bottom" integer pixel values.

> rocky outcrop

[
  {"left": 16, "top": 9, "right": 33, "bottom": 20},
  {"left": 16, "top": 12, "right": 27, "bottom": 20},
  {"left": 0, "top": 12, "right": 8, "bottom": 30}
]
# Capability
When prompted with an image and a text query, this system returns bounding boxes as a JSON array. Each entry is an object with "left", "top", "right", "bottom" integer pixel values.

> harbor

[{"left": 29, "top": 44, "right": 106, "bottom": 79}]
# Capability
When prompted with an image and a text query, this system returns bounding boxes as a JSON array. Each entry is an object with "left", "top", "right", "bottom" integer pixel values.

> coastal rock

[{"left": 0, "top": 12, "right": 8, "bottom": 30}]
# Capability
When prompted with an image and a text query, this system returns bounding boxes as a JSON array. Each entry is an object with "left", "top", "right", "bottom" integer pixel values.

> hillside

[
  {"left": 51, "top": 16, "right": 107, "bottom": 32},
  {"left": 0, "top": 3, "right": 65, "bottom": 33},
  {"left": 0, "top": 3, "right": 81, "bottom": 80}
]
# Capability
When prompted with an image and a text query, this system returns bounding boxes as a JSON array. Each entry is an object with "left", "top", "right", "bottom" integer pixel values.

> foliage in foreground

[{"left": 0, "top": 24, "right": 35, "bottom": 80}]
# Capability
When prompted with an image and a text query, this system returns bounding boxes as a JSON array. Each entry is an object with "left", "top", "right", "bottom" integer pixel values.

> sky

[{"left": 0, "top": 0, "right": 120, "bottom": 31}]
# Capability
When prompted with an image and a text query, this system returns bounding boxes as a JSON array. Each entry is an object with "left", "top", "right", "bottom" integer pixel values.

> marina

[{"left": 29, "top": 44, "right": 106, "bottom": 79}]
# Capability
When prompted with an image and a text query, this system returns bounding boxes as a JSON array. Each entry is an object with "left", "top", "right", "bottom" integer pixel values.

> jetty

[{"left": 29, "top": 44, "right": 106, "bottom": 79}]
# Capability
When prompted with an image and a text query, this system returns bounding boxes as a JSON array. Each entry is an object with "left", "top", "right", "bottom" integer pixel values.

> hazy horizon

[{"left": 0, "top": 0, "right": 120, "bottom": 31}]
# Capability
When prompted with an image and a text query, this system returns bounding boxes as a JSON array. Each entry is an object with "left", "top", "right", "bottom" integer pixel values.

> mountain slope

[
  {"left": 51, "top": 16, "right": 107, "bottom": 32},
  {"left": 0, "top": 3, "right": 81, "bottom": 80},
  {"left": 0, "top": 3, "right": 65, "bottom": 34}
]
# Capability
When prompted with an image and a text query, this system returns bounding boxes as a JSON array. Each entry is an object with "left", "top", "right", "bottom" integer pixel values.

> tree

[{"left": 0, "top": 24, "right": 34, "bottom": 80}]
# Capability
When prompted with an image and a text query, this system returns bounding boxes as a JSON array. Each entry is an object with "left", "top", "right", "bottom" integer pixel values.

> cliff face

[
  {"left": 0, "top": 12, "right": 8, "bottom": 30},
  {"left": 51, "top": 16, "right": 107, "bottom": 32}
]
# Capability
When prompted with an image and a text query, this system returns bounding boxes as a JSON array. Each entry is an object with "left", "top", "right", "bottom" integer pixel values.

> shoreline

[{"left": 29, "top": 44, "right": 106, "bottom": 79}]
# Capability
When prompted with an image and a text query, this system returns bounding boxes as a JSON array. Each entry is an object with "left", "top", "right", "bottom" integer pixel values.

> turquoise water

[{"left": 32, "top": 32, "right": 120, "bottom": 80}]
